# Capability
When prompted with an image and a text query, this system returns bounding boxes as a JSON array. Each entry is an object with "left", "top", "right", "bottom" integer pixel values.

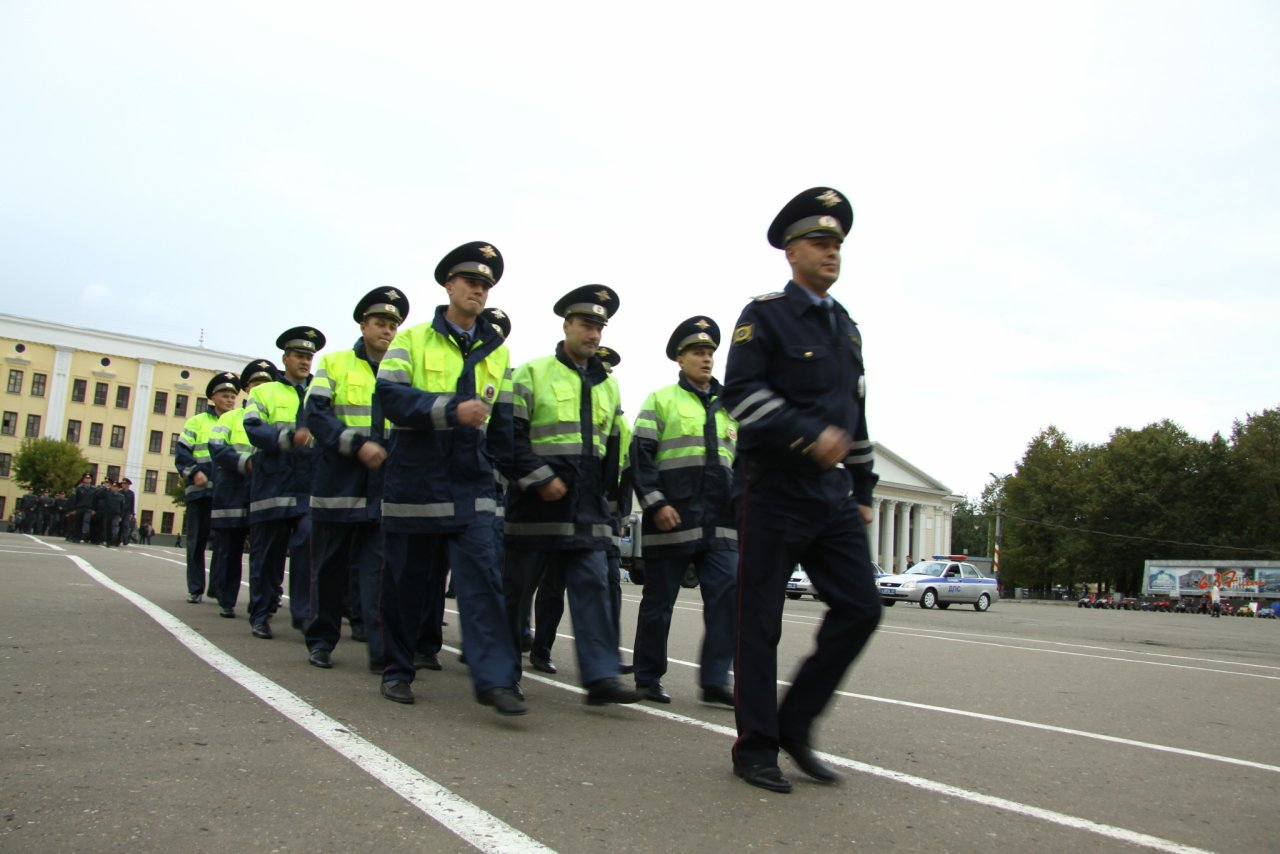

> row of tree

[{"left": 951, "top": 408, "right": 1280, "bottom": 596}]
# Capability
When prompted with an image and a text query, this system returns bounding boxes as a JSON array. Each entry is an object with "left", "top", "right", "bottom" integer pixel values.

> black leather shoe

[
  {"left": 368, "top": 660, "right": 387, "bottom": 673},
  {"left": 218, "top": 607, "right": 236, "bottom": 619},
  {"left": 291, "top": 617, "right": 306, "bottom": 632},
  {"left": 308, "top": 648, "right": 333, "bottom": 669},
  {"left": 350, "top": 626, "right": 367, "bottom": 643},
  {"left": 479, "top": 687, "right": 529, "bottom": 716},
  {"left": 780, "top": 740, "right": 841, "bottom": 783},
  {"left": 529, "top": 656, "right": 557, "bottom": 674},
  {"left": 512, "top": 682, "right": 525, "bottom": 700},
  {"left": 619, "top": 663, "right": 635, "bottom": 675},
  {"left": 637, "top": 681, "right": 671, "bottom": 703},
  {"left": 414, "top": 652, "right": 442, "bottom": 671},
  {"left": 380, "top": 680, "right": 415, "bottom": 704},
  {"left": 701, "top": 685, "right": 735, "bottom": 707},
  {"left": 186, "top": 593, "right": 202, "bottom": 604},
  {"left": 520, "top": 634, "right": 533, "bottom": 653},
  {"left": 251, "top": 623, "right": 273, "bottom": 640},
  {"left": 585, "top": 677, "right": 643, "bottom": 705},
  {"left": 734, "top": 763, "right": 792, "bottom": 794}
]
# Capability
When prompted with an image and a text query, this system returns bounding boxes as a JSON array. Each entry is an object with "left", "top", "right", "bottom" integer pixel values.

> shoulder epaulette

[{"left": 752, "top": 291, "right": 786, "bottom": 302}]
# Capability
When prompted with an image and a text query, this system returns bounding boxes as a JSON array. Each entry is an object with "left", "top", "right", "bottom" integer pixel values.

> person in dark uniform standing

[
  {"left": 375, "top": 242, "right": 525, "bottom": 714},
  {"left": 630, "top": 317, "right": 738, "bottom": 706},
  {"left": 304, "top": 287, "right": 408, "bottom": 672},
  {"left": 69, "top": 473, "right": 94, "bottom": 542},
  {"left": 503, "top": 286, "right": 641, "bottom": 706},
  {"left": 244, "top": 327, "right": 325, "bottom": 638},
  {"left": 722, "top": 187, "right": 882, "bottom": 794}
]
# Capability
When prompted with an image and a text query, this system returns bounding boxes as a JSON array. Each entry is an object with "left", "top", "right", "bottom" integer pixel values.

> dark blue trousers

[
  {"left": 382, "top": 523, "right": 517, "bottom": 693},
  {"left": 248, "top": 514, "right": 311, "bottom": 626},
  {"left": 306, "top": 521, "right": 384, "bottom": 666},
  {"left": 184, "top": 498, "right": 212, "bottom": 595},
  {"left": 507, "top": 548, "right": 620, "bottom": 686},
  {"left": 209, "top": 527, "right": 247, "bottom": 609},
  {"left": 530, "top": 553, "right": 623, "bottom": 665},
  {"left": 633, "top": 548, "right": 737, "bottom": 689},
  {"left": 732, "top": 468, "right": 881, "bottom": 768}
]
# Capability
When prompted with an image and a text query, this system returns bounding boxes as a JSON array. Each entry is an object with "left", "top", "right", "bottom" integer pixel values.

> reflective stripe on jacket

[
  {"left": 306, "top": 342, "right": 389, "bottom": 523},
  {"left": 208, "top": 405, "right": 252, "bottom": 528}
]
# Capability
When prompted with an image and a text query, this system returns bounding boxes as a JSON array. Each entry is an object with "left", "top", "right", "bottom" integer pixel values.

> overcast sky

[{"left": 3, "top": 1, "right": 1277, "bottom": 498}]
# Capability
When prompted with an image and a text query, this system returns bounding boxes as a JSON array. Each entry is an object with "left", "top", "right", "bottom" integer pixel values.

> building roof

[{"left": 0, "top": 313, "right": 254, "bottom": 371}]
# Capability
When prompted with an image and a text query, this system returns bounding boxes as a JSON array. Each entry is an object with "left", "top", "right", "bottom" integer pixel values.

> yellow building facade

[{"left": 1, "top": 314, "right": 252, "bottom": 535}]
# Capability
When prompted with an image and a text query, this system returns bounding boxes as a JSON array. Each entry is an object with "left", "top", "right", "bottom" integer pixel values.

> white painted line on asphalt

[
  {"left": 0, "top": 548, "right": 65, "bottom": 556},
  {"left": 58, "top": 551, "right": 553, "bottom": 854},
  {"left": 508, "top": 659, "right": 1211, "bottom": 854},
  {"left": 876, "top": 628, "right": 1280, "bottom": 680}
]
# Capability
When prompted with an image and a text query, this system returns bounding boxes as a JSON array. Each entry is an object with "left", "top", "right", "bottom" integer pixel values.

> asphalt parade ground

[{"left": 2, "top": 531, "right": 1277, "bottom": 853}]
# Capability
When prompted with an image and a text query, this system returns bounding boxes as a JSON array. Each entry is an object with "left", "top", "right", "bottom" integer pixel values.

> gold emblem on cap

[
  {"left": 490, "top": 309, "right": 506, "bottom": 319},
  {"left": 479, "top": 245, "right": 497, "bottom": 259},
  {"left": 384, "top": 289, "right": 401, "bottom": 301},
  {"left": 696, "top": 332, "right": 710, "bottom": 341},
  {"left": 257, "top": 361, "right": 269, "bottom": 368},
  {"left": 817, "top": 189, "right": 843, "bottom": 208},
  {"left": 305, "top": 329, "right": 317, "bottom": 339},
  {"left": 694, "top": 318, "right": 710, "bottom": 329},
  {"left": 819, "top": 216, "right": 837, "bottom": 228},
  {"left": 592, "top": 305, "right": 605, "bottom": 315},
  {"left": 595, "top": 289, "right": 612, "bottom": 302},
  {"left": 477, "top": 263, "right": 492, "bottom": 277}
]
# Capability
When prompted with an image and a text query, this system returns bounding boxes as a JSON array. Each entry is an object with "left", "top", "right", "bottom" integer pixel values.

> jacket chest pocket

[
  {"left": 674, "top": 395, "right": 706, "bottom": 437},
  {"left": 421, "top": 351, "right": 451, "bottom": 393},
  {"left": 778, "top": 344, "right": 834, "bottom": 391},
  {"left": 551, "top": 379, "right": 580, "bottom": 423}
]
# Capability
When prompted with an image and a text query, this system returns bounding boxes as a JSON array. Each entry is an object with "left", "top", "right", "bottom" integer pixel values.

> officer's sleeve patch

[{"left": 732, "top": 323, "right": 754, "bottom": 345}]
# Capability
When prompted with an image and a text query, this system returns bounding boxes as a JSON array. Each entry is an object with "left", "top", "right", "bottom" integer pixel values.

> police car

[
  {"left": 788, "top": 563, "right": 885, "bottom": 600},
  {"left": 877, "top": 556, "right": 999, "bottom": 611}
]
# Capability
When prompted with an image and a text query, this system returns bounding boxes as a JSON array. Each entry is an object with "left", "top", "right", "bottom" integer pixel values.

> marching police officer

[
  {"left": 303, "top": 288, "right": 408, "bottom": 672},
  {"left": 207, "top": 362, "right": 275, "bottom": 617},
  {"left": 244, "top": 327, "right": 325, "bottom": 639},
  {"left": 375, "top": 242, "right": 525, "bottom": 714},
  {"left": 504, "top": 286, "right": 641, "bottom": 705},
  {"left": 177, "top": 374, "right": 235, "bottom": 598},
  {"left": 722, "top": 187, "right": 882, "bottom": 793},
  {"left": 630, "top": 317, "right": 738, "bottom": 705},
  {"left": 69, "top": 473, "right": 94, "bottom": 542}
]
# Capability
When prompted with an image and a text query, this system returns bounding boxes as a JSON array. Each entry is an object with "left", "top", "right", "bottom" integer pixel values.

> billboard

[{"left": 1143, "top": 560, "right": 1280, "bottom": 599}]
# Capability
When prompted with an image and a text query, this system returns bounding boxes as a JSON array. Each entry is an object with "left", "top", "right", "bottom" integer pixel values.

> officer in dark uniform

[
  {"left": 304, "top": 287, "right": 409, "bottom": 672},
  {"left": 244, "top": 326, "right": 325, "bottom": 638},
  {"left": 630, "top": 318, "right": 738, "bottom": 705},
  {"left": 70, "top": 473, "right": 94, "bottom": 541},
  {"left": 118, "top": 479, "right": 136, "bottom": 544},
  {"left": 723, "top": 187, "right": 882, "bottom": 794}
]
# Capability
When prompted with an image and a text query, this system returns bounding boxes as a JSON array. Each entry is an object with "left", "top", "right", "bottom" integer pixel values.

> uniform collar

[
  {"left": 677, "top": 372, "right": 721, "bottom": 399},
  {"left": 555, "top": 341, "right": 607, "bottom": 383},
  {"left": 784, "top": 280, "right": 853, "bottom": 324}
]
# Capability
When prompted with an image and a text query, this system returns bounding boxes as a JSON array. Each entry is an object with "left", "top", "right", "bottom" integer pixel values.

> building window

[
  {"left": 0, "top": 496, "right": 6, "bottom": 518},
  {"left": 165, "top": 472, "right": 180, "bottom": 494},
  {"left": 1, "top": 411, "right": 15, "bottom": 436},
  {"left": 87, "top": 463, "right": 98, "bottom": 481},
  {"left": 66, "top": 419, "right": 82, "bottom": 443},
  {"left": 115, "top": 386, "right": 131, "bottom": 408},
  {"left": 31, "top": 373, "right": 47, "bottom": 397},
  {"left": 25, "top": 414, "right": 41, "bottom": 438},
  {"left": 174, "top": 394, "right": 189, "bottom": 418},
  {"left": 88, "top": 422, "right": 103, "bottom": 446},
  {"left": 144, "top": 470, "right": 158, "bottom": 493},
  {"left": 169, "top": 433, "right": 179, "bottom": 456},
  {"left": 110, "top": 425, "right": 126, "bottom": 448},
  {"left": 71, "top": 378, "right": 87, "bottom": 402},
  {"left": 161, "top": 511, "right": 175, "bottom": 534},
  {"left": 106, "top": 465, "right": 121, "bottom": 482},
  {"left": 153, "top": 390, "right": 168, "bottom": 414},
  {"left": 139, "top": 509, "right": 153, "bottom": 529},
  {"left": 93, "top": 382, "right": 108, "bottom": 406},
  {"left": 0, "top": 453, "right": 12, "bottom": 477},
  {"left": 6, "top": 370, "right": 23, "bottom": 394},
  {"left": 148, "top": 430, "right": 163, "bottom": 453}
]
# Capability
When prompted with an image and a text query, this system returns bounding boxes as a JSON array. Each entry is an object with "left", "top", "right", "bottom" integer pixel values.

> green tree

[
  {"left": 1001, "top": 426, "right": 1092, "bottom": 595},
  {"left": 950, "top": 496, "right": 989, "bottom": 557},
  {"left": 1083, "top": 421, "right": 1210, "bottom": 594},
  {"left": 11, "top": 438, "right": 90, "bottom": 494},
  {"left": 1228, "top": 408, "right": 1280, "bottom": 554}
]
